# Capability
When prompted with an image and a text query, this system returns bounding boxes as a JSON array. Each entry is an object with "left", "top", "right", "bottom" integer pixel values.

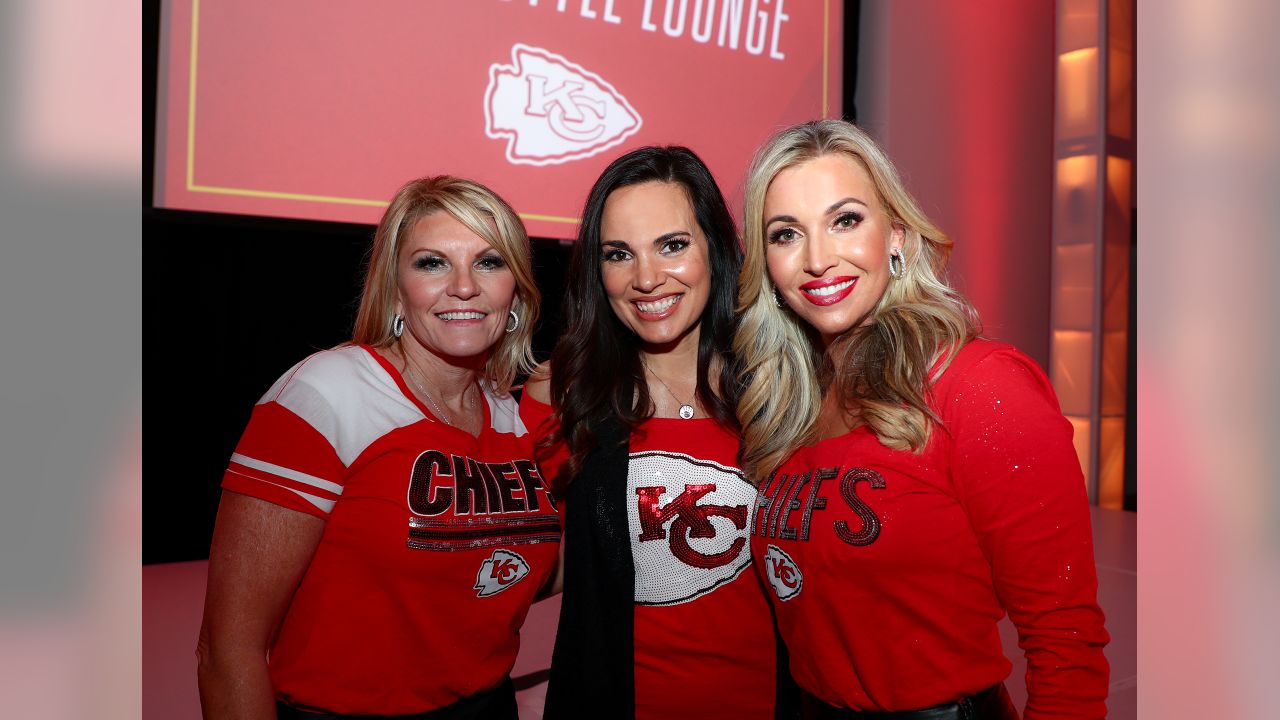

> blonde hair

[
  {"left": 735, "top": 120, "right": 979, "bottom": 484},
  {"left": 351, "top": 176, "right": 540, "bottom": 393}
]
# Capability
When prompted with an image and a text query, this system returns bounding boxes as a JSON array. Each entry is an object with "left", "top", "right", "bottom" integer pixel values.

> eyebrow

[
  {"left": 652, "top": 230, "right": 691, "bottom": 246},
  {"left": 405, "top": 246, "right": 499, "bottom": 260},
  {"left": 765, "top": 197, "right": 868, "bottom": 227},
  {"left": 602, "top": 231, "right": 691, "bottom": 250}
]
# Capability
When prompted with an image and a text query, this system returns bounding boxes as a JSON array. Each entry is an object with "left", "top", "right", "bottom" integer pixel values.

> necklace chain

[
  {"left": 402, "top": 350, "right": 474, "bottom": 428},
  {"left": 642, "top": 359, "right": 697, "bottom": 420}
]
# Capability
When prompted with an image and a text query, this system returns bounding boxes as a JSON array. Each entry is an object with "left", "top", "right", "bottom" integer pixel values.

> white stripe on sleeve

[{"left": 230, "top": 453, "right": 344, "bottom": 496}]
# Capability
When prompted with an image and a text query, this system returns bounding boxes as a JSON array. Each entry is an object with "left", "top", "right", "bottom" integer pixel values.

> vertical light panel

[
  {"left": 1053, "top": 0, "right": 1102, "bottom": 500},
  {"left": 1051, "top": 0, "right": 1134, "bottom": 507}
]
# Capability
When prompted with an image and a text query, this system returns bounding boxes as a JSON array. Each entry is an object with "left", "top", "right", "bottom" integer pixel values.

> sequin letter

[{"left": 833, "top": 467, "right": 886, "bottom": 547}]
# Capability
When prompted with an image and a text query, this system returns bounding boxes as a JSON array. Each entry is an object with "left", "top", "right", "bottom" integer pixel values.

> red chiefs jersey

[
  {"left": 222, "top": 345, "right": 560, "bottom": 715},
  {"left": 751, "top": 340, "right": 1109, "bottom": 719},
  {"left": 523, "top": 396, "right": 777, "bottom": 720}
]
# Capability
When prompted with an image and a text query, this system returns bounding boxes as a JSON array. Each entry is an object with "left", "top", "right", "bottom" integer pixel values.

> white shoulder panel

[
  {"left": 261, "top": 346, "right": 425, "bottom": 466},
  {"left": 483, "top": 383, "right": 528, "bottom": 437}
]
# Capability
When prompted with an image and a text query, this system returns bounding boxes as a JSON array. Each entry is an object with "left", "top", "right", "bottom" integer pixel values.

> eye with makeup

[
  {"left": 832, "top": 211, "right": 865, "bottom": 231},
  {"left": 601, "top": 245, "right": 633, "bottom": 264},
  {"left": 412, "top": 254, "right": 448, "bottom": 271},
  {"left": 767, "top": 226, "right": 801, "bottom": 245},
  {"left": 659, "top": 236, "right": 691, "bottom": 255},
  {"left": 475, "top": 253, "right": 507, "bottom": 271}
]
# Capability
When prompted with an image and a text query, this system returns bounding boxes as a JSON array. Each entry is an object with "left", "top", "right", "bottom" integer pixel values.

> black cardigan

[{"left": 543, "top": 418, "right": 635, "bottom": 719}]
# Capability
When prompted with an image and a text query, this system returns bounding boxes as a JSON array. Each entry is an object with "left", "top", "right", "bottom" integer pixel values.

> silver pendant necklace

[{"left": 642, "top": 359, "right": 696, "bottom": 419}]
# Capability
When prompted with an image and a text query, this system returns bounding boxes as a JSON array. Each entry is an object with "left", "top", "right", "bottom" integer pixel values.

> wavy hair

[
  {"left": 736, "top": 120, "right": 980, "bottom": 484},
  {"left": 546, "top": 146, "right": 743, "bottom": 487},
  {"left": 351, "top": 176, "right": 539, "bottom": 393}
]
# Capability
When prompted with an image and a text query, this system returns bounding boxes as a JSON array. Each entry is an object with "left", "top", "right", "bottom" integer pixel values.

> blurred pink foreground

[{"left": 144, "top": 508, "right": 1134, "bottom": 719}]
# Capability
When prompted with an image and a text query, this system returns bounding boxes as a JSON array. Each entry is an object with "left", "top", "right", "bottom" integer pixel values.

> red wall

[{"left": 857, "top": 0, "right": 1056, "bottom": 367}]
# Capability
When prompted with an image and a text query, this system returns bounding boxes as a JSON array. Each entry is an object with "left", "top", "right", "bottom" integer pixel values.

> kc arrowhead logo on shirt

[
  {"left": 763, "top": 544, "right": 803, "bottom": 601},
  {"left": 485, "top": 44, "right": 642, "bottom": 166},
  {"left": 474, "top": 549, "right": 530, "bottom": 597},
  {"left": 628, "top": 451, "right": 754, "bottom": 606}
]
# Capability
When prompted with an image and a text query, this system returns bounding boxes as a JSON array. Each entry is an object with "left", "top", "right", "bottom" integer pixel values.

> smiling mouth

[
  {"left": 633, "top": 294, "right": 682, "bottom": 318},
  {"left": 799, "top": 277, "right": 857, "bottom": 306},
  {"left": 636, "top": 296, "right": 679, "bottom": 313},
  {"left": 437, "top": 311, "right": 486, "bottom": 321}
]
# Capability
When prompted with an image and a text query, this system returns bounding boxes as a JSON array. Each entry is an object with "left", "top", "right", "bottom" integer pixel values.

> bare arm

[{"left": 196, "top": 492, "right": 324, "bottom": 720}]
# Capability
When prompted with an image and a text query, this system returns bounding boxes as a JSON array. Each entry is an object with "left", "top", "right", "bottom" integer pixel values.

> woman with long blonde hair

[{"left": 738, "top": 120, "right": 1109, "bottom": 718}]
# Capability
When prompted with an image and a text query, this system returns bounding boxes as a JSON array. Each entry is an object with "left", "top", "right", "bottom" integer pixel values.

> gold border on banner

[{"left": 184, "top": 0, "right": 835, "bottom": 225}]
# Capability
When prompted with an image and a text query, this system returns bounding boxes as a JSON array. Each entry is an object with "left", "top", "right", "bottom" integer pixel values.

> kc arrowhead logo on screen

[
  {"left": 474, "top": 549, "right": 531, "bottom": 597},
  {"left": 485, "top": 44, "right": 642, "bottom": 166}
]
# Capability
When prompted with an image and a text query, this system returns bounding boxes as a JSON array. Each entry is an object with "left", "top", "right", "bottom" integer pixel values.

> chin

[
  {"left": 437, "top": 340, "right": 499, "bottom": 361},
  {"left": 801, "top": 313, "right": 858, "bottom": 341}
]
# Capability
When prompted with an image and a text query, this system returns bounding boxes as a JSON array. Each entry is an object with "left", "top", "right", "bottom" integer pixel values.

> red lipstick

[{"left": 798, "top": 276, "right": 857, "bottom": 307}]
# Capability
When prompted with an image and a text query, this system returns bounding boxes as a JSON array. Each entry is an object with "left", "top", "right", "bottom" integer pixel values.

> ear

[{"left": 890, "top": 223, "right": 906, "bottom": 255}]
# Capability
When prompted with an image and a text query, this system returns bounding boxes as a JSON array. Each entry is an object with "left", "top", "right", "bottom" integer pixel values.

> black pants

[
  {"left": 276, "top": 677, "right": 518, "bottom": 720},
  {"left": 801, "top": 684, "right": 1019, "bottom": 720}
]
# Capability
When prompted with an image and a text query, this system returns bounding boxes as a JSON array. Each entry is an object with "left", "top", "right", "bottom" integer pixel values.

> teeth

[
  {"left": 804, "top": 279, "right": 854, "bottom": 297},
  {"left": 636, "top": 296, "right": 680, "bottom": 314},
  {"left": 438, "top": 311, "right": 485, "bottom": 321}
]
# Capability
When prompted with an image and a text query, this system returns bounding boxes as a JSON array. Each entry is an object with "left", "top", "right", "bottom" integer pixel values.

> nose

[
  {"left": 632, "top": 254, "right": 665, "bottom": 294},
  {"left": 803, "top": 232, "right": 837, "bottom": 277},
  {"left": 448, "top": 265, "right": 480, "bottom": 300}
]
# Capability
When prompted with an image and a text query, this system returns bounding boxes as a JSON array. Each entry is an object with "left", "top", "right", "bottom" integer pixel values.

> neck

[
  {"left": 397, "top": 340, "right": 483, "bottom": 404},
  {"left": 639, "top": 327, "right": 701, "bottom": 381}
]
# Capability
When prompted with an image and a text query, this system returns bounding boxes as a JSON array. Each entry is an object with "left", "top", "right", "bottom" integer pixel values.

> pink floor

[{"left": 144, "top": 507, "right": 1134, "bottom": 719}]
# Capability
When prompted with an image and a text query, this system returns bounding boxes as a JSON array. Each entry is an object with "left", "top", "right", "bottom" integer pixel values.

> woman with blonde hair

[
  {"left": 737, "top": 120, "right": 1109, "bottom": 718},
  {"left": 197, "top": 176, "right": 559, "bottom": 719}
]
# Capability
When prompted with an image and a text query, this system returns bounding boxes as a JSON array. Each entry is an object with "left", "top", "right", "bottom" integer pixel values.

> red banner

[{"left": 156, "top": 0, "right": 842, "bottom": 239}]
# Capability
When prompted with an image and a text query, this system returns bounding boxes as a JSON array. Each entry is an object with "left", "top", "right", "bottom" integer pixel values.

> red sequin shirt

[{"left": 751, "top": 340, "right": 1109, "bottom": 718}]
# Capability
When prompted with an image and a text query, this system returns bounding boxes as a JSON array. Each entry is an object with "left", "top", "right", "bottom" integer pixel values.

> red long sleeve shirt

[{"left": 752, "top": 340, "right": 1109, "bottom": 718}]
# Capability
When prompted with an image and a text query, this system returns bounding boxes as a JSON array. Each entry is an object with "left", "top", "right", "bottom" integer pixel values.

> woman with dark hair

[{"left": 522, "top": 146, "right": 787, "bottom": 719}]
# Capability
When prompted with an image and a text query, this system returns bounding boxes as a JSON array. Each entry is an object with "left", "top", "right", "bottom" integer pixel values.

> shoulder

[
  {"left": 934, "top": 339, "right": 1062, "bottom": 419},
  {"left": 259, "top": 345, "right": 384, "bottom": 404},
  {"left": 937, "top": 339, "right": 1049, "bottom": 387},
  {"left": 252, "top": 345, "right": 426, "bottom": 465},
  {"left": 257, "top": 344, "right": 412, "bottom": 432},
  {"left": 523, "top": 361, "right": 552, "bottom": 406}
]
